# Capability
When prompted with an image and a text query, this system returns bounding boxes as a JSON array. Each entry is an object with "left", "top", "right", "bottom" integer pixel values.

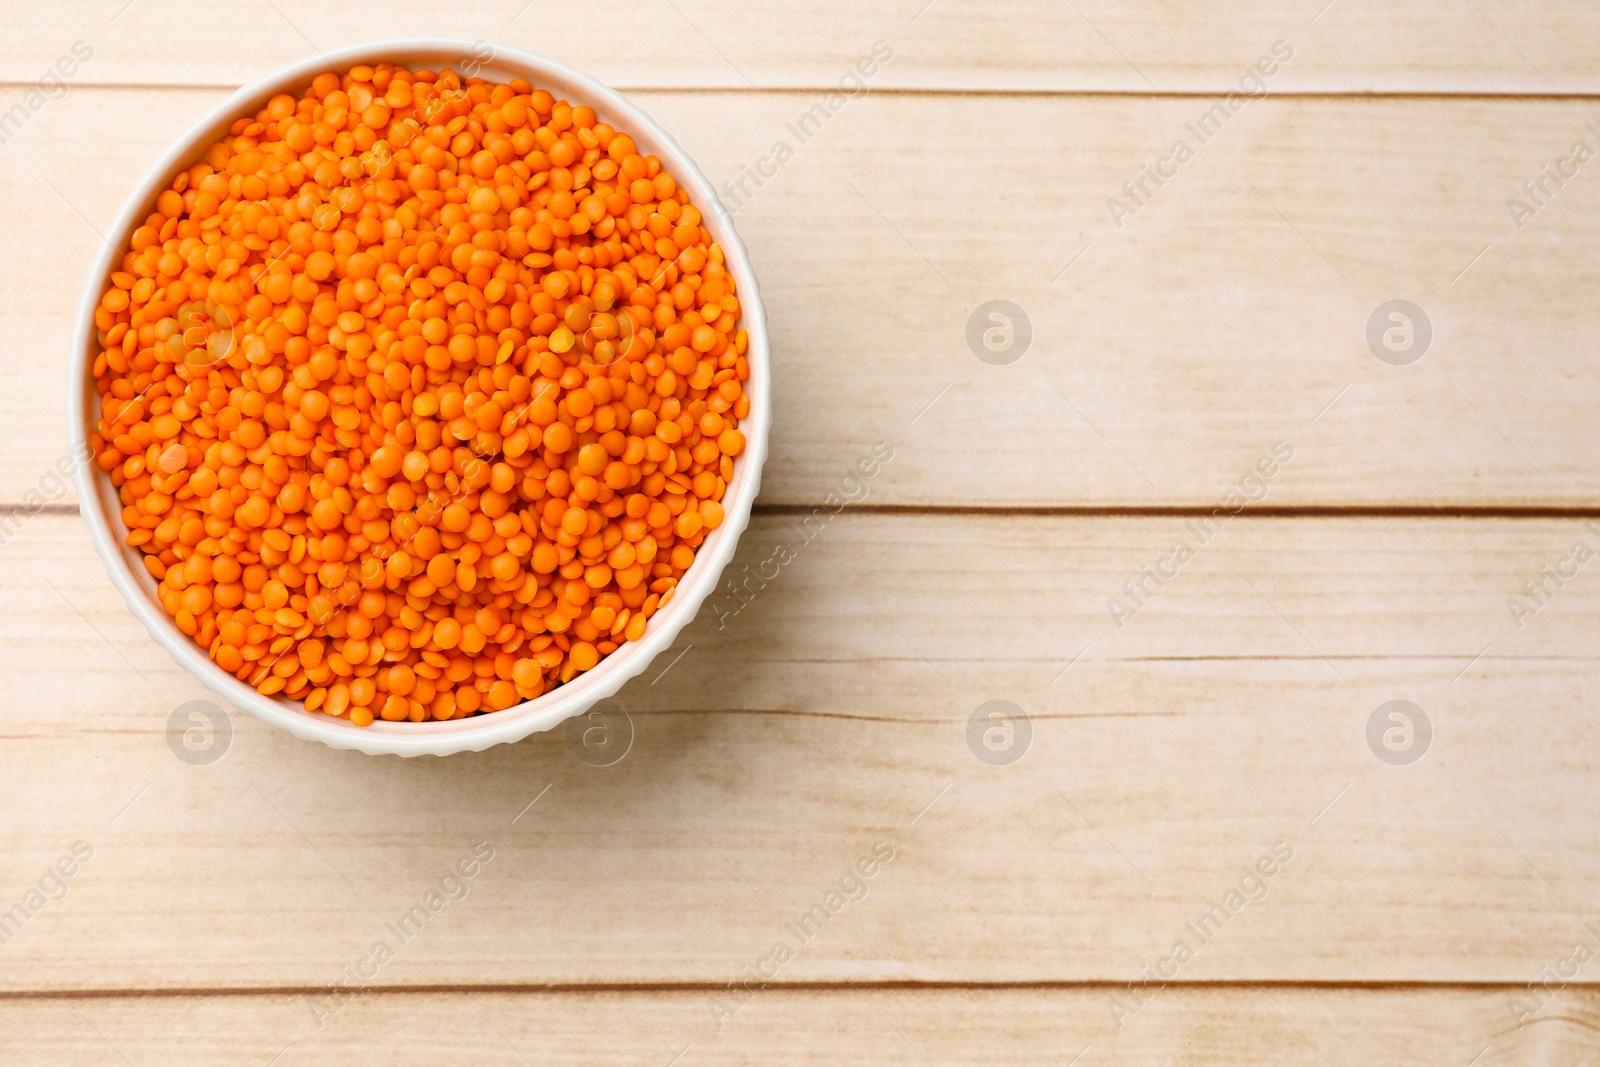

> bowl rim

[{"left": 68, "top": 37, "right": 769, "bottom": 757}]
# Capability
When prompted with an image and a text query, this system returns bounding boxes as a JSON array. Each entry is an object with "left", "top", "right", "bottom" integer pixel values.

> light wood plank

[
  {"left": 7, "top": 1, "right": 1600, "bottom": 92},
  {"left": 7, "top": 89, "right": 1600, "bottom": 508},
  {"left": 2, "top": 987, "right": 1596, "bottom": 1066},
  {"left": 1, "top": 513, "right": 1597, "bottom": 989}
]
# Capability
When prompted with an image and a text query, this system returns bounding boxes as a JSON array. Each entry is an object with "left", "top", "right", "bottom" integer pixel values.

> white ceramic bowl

[{"left": 69, "top": 38, "right": 768, "bottom": 756}]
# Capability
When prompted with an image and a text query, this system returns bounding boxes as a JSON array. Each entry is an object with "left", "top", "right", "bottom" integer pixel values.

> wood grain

[
  {"left": 8, "top": 88, "right": 1600, "bottom": 508},
  {"left": 3, "top": 2, "right": 1597, "bottom": 1058},
  {"left": 3, "top": 987, "right": 1594, "bottom": 1066},
  {"left": 6, "top": 1, "right": 1600, "bottom": 92},
  {"left": 1, "top": 514, "right": 1596, "bottom": 990}
]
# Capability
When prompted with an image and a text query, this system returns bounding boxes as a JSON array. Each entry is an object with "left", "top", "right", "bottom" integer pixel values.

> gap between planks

[{"left": 10, "top": 978, "right": 1600, "bottom": 1001}]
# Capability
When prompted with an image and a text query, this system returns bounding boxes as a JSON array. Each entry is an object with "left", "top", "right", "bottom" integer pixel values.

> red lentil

[{"left": 89, "top": 63, "right": 751, "bottom": 726}]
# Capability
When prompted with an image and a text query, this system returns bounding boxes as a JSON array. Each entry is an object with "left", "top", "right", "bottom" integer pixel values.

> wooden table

[{"left": 3, "top": 2, "right": 1598, "bottom": 1062}]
